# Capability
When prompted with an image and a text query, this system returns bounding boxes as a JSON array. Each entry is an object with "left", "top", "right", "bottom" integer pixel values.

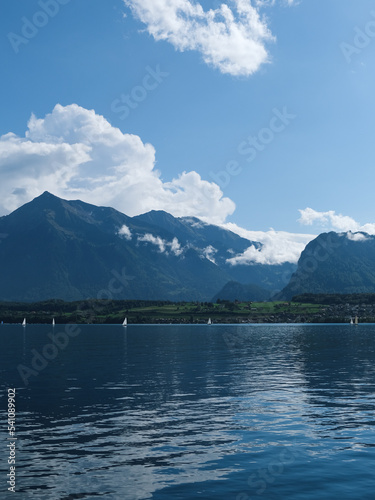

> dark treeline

[
  {"left": 0, "top": 299, "right": 174, "bottom": 312},
  {"left": 0, "top": 299, "right": 175, "bottom": 324},
  {"left": 293, "top": 293, "right": 375, "bottom": 305}
]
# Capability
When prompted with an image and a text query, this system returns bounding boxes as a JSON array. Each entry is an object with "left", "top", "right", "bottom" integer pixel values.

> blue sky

[{"left": 1, "top": 0, "right": 375, "bottom": 261}]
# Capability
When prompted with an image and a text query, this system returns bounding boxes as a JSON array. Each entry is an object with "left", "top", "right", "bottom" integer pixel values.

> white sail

[
  {"left": 350, "top": 318, "right": 353, "bottom": 325},
  {"left": 52, "top": 318, "right": 55, "bottom": 326},
  {"left": 122, "top": 317, "right": 127, "bottom": 326},
  {"left": 22, "top": 318, "right": 26, "bottom": 327},
  {"left": 207, "top": 318, "right": 212, "bottom": 325}
]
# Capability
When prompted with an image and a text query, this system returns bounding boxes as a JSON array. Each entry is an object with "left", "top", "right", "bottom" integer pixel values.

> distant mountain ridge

[
  {"left": 212, "top": 281, "right": 271, "bottom": 302},
  {"left": 0, "top": 192, "right": 295, "bottom": 302}
]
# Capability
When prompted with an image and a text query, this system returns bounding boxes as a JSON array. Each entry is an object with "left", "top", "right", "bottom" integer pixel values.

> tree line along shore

[{"left": 2, "top": 294, "right": 375, "bottom": 324}]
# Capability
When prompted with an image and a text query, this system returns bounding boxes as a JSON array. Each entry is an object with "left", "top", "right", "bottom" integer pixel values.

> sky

[{"left": 1, "top": 0, "right": 375, "bottom": 264}]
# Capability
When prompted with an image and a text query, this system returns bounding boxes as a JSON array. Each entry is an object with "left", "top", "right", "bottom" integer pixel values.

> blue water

[{"left": 1, "top": 324, "right": 375, "bottom": 499}]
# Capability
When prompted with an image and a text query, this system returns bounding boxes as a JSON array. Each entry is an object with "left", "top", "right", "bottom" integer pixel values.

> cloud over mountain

[
  {"left": 118, "top": 224, "right": 132, "bottom": 240},
  {"left": 0, "top": 104, "right": 234, "bottom": 224},
  {"left": 0, "top": 103, "right": 328, "bottom": 267},
  {"left": 137, "top": 233, "right": 183, "bottom": 256},
  {"left": 298, "top": 208, "right": 375, "bottom": 235},
  {"left": 222, "top": 222, "right": 315, "bottom": 264}
]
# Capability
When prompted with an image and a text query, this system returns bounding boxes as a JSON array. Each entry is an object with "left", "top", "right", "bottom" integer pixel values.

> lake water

[{"left": 1, "top": 324, "right": 375, "bottom": 499}]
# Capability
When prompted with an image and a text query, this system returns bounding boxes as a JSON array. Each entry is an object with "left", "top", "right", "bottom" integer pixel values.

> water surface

[{"left": 1, "top": 324, "right": 375, "bottom": 499}]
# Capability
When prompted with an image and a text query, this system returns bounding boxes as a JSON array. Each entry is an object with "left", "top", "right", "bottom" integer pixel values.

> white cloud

[
  {"left": 118, "top": 224, "right": 132, "bottom": 240},
  {"left": 137, "top": 233, "right": 184, "bottom": 256},
  {"left": 346, "top": 232, "right": 369, "bottom": 242},
  {"left": 138, "top": 233, "right": 166, "bottom": 252},
  {"left": 0, "top": 104, "right": 234, "bottom": 224},
  {"left": 298, "top": 208, "right": 375, "bottom": 235},
  {"left": 202, "top": 245, "right": 218, "bottom": 264},
  {"left": 124, "top": 0, "right": 274, "bottom": 76},
  {"left": 222, "top": 222, "right": 315, "bottom": 264},
  {"left": 359, "top": 224, "right": 375, "bottom": 235},
  {"left": 170, "top": 237, "right": 183, "bottom": 256}
]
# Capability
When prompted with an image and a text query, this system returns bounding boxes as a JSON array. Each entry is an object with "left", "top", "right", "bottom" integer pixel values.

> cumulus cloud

[
  {"left": 222, "top": 222, "right": 315, "bottom": 264},
  {"left": 298, "top": 208, "right": 360, "bottom": 232},
  {"left": 298, "top": 208, "right": 375, "bottom": 235},
  {"left": 138, "top": 233, "right": 183, "bottom": 256},
  {"left": 0, "top": 104, "right": 234, "bottom": 224},
  {"left": 124, "top": 0, "right": 274, "bottom": 76},
  {"left": 118, "top": 224, "right": 132, "bottom": 240}
]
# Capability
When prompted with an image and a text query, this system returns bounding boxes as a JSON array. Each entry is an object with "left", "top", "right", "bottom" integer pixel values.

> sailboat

[
  {"left": 350, "top": 318, "right": 354, "bottom": 325},
  {"left": 355, "top": 315, "right": 359, "bottom": 325},
  {"left": 122, "top": 317, "right": 127, "bottom": 327},
  {"left": 52, "top": 318, "right": 55, "bottom": 326},
  {"left": 22, "top": 318, "right": 26, "bottom": 327},
  {"left": 207, "top": 318, "right": 212, "bottom": 325}
]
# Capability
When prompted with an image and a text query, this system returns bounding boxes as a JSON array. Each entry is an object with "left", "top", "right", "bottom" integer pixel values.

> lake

[{"left": 1, "top": 323, "right": 375, "bottom": 499}]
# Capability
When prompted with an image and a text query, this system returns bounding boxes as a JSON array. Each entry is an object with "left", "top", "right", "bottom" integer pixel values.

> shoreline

[
  {"left": 1, "top": 297, "right": 374, "bottom": 325},
  {"left": 1, "top": 318, "right": 371, "bottom": 325}
]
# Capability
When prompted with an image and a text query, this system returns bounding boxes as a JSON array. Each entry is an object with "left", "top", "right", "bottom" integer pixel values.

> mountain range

[
  {"left": 0, "top": 192, "right": 295, "bottom": 302},
  {"left": 3, "top": 193, "right": 375, "bottom": 303}
]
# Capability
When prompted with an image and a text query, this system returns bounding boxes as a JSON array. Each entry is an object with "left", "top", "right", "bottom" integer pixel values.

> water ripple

[{"left": 1, "top": 324, "right": 375, "bottom": 499}]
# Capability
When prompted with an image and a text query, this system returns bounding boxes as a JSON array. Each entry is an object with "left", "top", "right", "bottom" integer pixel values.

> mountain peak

[
  {"left": 36, "top": 191, "right": 59, "bottom": 201},
  {"left": 26, "top": 191, "right": 66, "bottom": 209},
  {"left": 133, "top": 209, "right": 184, "bottom": 229},
  {"left": 9, "top": 191, "right": 63, "bottom": 218},
  {"left": 139, "top": 209, "right": 177, "bottom": 219}
]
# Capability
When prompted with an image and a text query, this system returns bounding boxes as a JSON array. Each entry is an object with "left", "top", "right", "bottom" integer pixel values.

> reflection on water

[{"left": 1, "top": 324, "right": 375, "bottom": 499}]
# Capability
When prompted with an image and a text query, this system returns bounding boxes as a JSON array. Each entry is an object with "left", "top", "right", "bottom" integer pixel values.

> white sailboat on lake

[
  {"left": 52, "top": 318, "right": 55, "bottom": 326},
  {"left": 355, "top": 316, "right": 359, "bottom": 325},
  {"left": 207, "top": 318, "right": 212, "bottom": 325},
  {"left": 122, "top": 317, "right": 127, "bottom": 327},
  {"left": 22, "top": 318, "right": 26, "bottom": 327}
]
